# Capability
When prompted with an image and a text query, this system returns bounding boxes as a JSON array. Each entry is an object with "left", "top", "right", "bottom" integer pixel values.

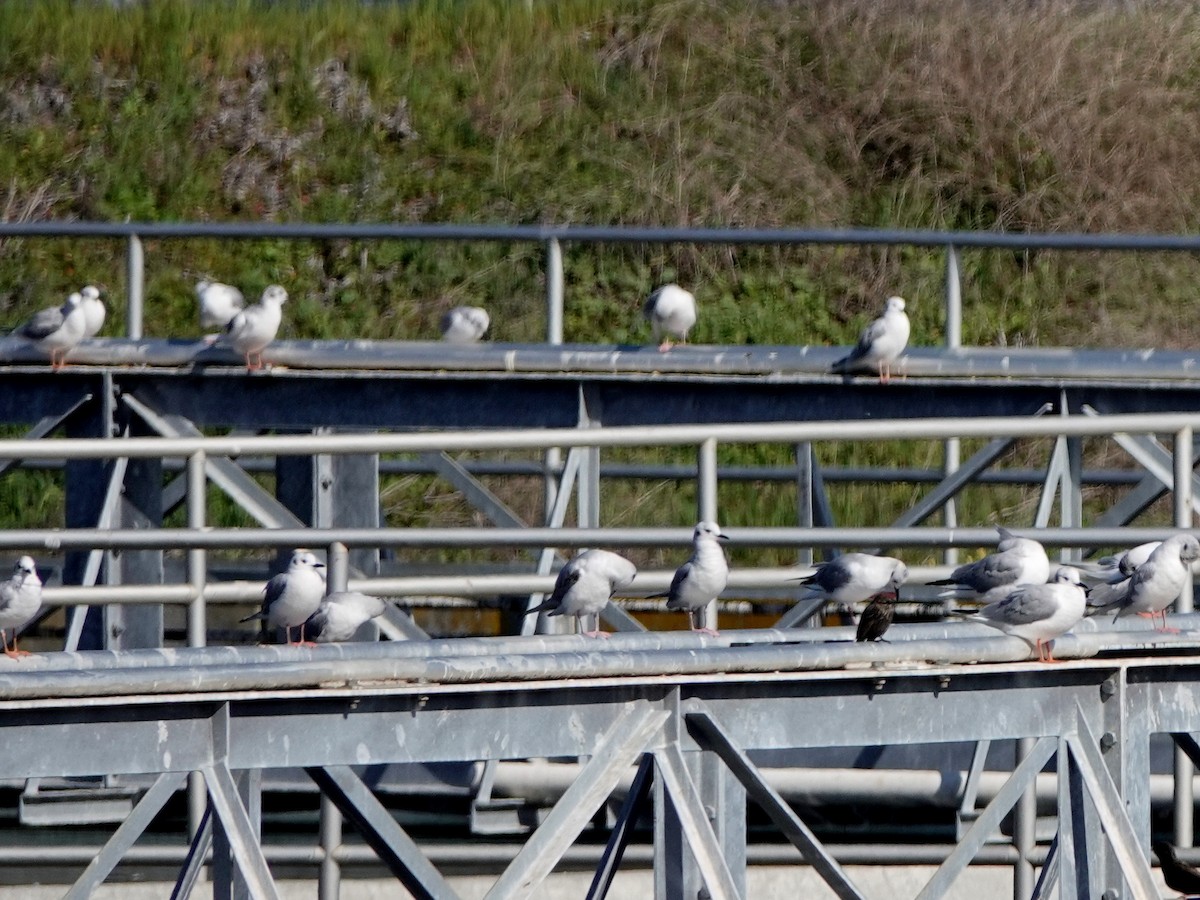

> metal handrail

[{"left": 9, "top": 220, "right": 1200, "bottom": 342}]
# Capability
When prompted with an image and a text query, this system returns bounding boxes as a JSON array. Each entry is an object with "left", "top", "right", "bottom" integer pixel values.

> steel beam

[{"left": 306, "top": 765, "right": 458, "bottom": 900}]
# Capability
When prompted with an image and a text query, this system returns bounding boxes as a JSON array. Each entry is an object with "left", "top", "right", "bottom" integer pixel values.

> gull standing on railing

[
  {"left": 525, "top": 549, "right": 638, "bottom": 638},
  {"left": 1085, "top": 534, "right": 1200, "bottom": 631},
  {"left": 196, "top": 279, "right": 246, "bottom": 331},
  {"left": 440, "top": 306, "right": 490, "bottom": 343},
  {"left": 79, "top": 284, "right": 105, "bottom": 338},
  {"left": 212, "top": 284, "right": 288, "bottom": 370},
  {"left": 15, "top": 290, "right": 88, "bottom": 369},
  {"left": 953, "top": 566, "right": 1089, "bottom": 663},
  {"left": 0, "top": 556, "right": 42, "bottom": 658},
  {"left": 306, "top": 591, "right": 387, "bottom": 643},
  {"left": 931, "top": 526, "right": 1051, "bottom": 599},
  {"left": 241, "top": 549, "right": 327, "bottom": 645},
  {"left": 643, "top": 283, "right": 697, "bottom": 352},
  {"left": 831, "top": 295, "right": 910, "bottom": 384},
  {"left": 654, "top": 521, "right": 730, "bottom": 636}
]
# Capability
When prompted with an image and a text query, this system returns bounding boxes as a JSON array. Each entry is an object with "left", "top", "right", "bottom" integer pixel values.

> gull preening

[
  {"left": 653, "top": 521, "right": 730, "bottom": 636},
  {"left": 16, "top": 291, "right": 88, "bottom": 369},
  {"left": 305, "top": 591, "right": 387, "bottom": 643},
  {"left": 440, "top": 306, "right": 491, "bottom": 343},
  {"left": 957, "top": 566, "right": 1089, "bottom": 663},
  {"left": 931, "top": 526, "right": 1051, "bottom": 598},
  {"left": 196, "top": 280, "right": 246, "bottom": 331},
  {"left": 240, "top": 549, "right": 327, "bottom": 645},
  {"left": 1085, "top": 541, "right": 1162, "bottom": 584},
  {"left": 831, "top": 295, "right": 910, "bottom": 383},
  {"left": 796, "top": 553, "right": 909, "bottom": 606},
  {"left": 0, "top": 556, "right": 43, "bottom": 658},
  {"left": 643, "top": 283, "right": 697, "bottom": 352},
  {"left": 217, "top": 284, "right": 288, "bottom": 370},
  {"left": 525, "top": 549, "right": 638, "bottom": 638},
  {"left": 1086, "top": 534, "right": 1200, "bottom": 630},
  {"left": 80, "top": 285, "right": 105, "bottom": 338}
]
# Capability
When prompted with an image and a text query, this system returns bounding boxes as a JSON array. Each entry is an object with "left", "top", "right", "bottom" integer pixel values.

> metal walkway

[{"left": 4, "top": 617, "right": 1199, "bottom": 900}]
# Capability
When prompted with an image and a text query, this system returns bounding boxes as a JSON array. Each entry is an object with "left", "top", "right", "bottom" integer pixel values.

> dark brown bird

[
  {"left": 856, "top": 591, "right": 898, "bottom": 642},
  {"left": 1155, "top": 841, "right": 1200, "bottom": 896}
]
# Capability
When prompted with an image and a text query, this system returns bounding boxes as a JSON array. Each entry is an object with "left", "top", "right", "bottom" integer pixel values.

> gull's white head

[
  {"left": 885, "top": 296, "right": 906, "bottom": 313},
  {"left": 261, "top": 285, "right": 288, "bottom": 307}
]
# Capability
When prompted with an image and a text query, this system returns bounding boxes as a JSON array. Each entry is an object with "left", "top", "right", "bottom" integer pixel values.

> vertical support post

[
  {"left": 212, "top": 768, "right": 262, "bottom": 900},
  {"left": 327, "top": 542, "right": 349, "bottom": 594},
  {"left": 1176, "top": 426, "right": 1195, "bottom": 848},
  {"left": 108, "top": 407, "right": 164, "bottom": 650},
  {"left": 1061, "top": 392, "right": 1083, "bottom": 563},
  {"left": 545, "top": 237, "right": 564, "bottom": 345},
  {"left": 319, "top": 544, "right": 346, "bottom": 899},
  {"left": 319, "top": 792, "right": 343, "bottom": 900},
  {"left": 943, "top": 245, "right": 962, "bottom": 568},
  {"left": 126, "top": 233, "right": 144, "bottom": 339},
  {"left": 544, "top": 237, "right": 565, "bottom": 536},
  {"left": 187, "top": 450, "right": 207, "bottom": 842},
  {"left": 1014, "top": 737, "right": 1036, "bottom": 900},
  {"left": 64, "top": 380, "right": 115, "bottom": 651},
  {"left": 795, "top": 442, "right": 813, "bottom": 568},
  {"left": 698, "top": 438, "right": 719, "bottom": 633}
]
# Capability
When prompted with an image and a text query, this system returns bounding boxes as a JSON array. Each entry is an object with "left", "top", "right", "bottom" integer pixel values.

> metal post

[
  {"left": 698, "top": 438, "right": 719, "bottom": 633},
  {"left": 795, "top": 442, "right": 814, "bottom": 569},
  {"left": 1014, "top": 737, "right": 1036, "bottom": 899},
  {"left": 944, "top": 246, "right": 962, "bottom": 568},
  {"left": 1176, "top": 426, "right": 1195, "bottom": 849},
  {"left": 126, "top": 233, "right": 144, "bottom": 340},
  {"left": 318, "top": 541, "right": 348, "bottom": 899},
  {"left": 545, "top": 238, "right": 564, "bottom": 344},
  {"left": 186, "top": 450, "right": 207, "bottom": 843}
]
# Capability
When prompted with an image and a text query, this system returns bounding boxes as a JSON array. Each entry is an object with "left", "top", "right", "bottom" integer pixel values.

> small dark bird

[
  {"left": 1154, "top": 841, "right": 1200, "bottom": 896},
  {"left": 856, "top": 592, "right": 898, "bottom": 642}
]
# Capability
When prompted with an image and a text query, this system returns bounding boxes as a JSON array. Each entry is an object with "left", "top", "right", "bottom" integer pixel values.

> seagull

[
  {"left": 525, "top": 549, "right": 638, "bottom": 638},
  {"left": 795, "top": 553, "right": 909, "bottom": 606},
  {"left": 1086, "top": 534, "right": 1200, "bottom": 630},
  {"left": 831, "top": 295, "right": 910, "bottom": 383},
  {"left": 930, "top": 526, "right": 1050, "bottom": 598},
  {"left": 240, "top": 549, "right": 326, "bottom": 645},
  {"left": 305, "top": 591, "right": 387, "bottom": 643},
  {"left": 643, "top": 283, "right": 697, "bottom": 352},
  {"left": 1086, "top": 541, "right": 1162, "bottom": 584},
  {"left": 196, "top": 280, "right": 246, "bottom": 331},
  {"left": 16, "top": 291, "right": 88, "bottom": 369},
  {"left": 0, "top": 556, "right": 43, "bottom": 658},
  {"left": 958, "top": 566, "right": 1089, "bottom": 662},
  {"left": 440, "top": 306, "right": 490, "bottom": 343},
  {"left": 79, "top": 285, "right": 105, "bottom": 338},
  {"left": 1153, "top": 841, "right": 1200, "bottom": 896},
  {"left": 651, "top": 521, "right": 729, "bottom": 636},
  {"left": 217, "top": 284, "right": 287, "bottom": 370},
  {"left": 856, "top": 594, "right": 898, "bottom": 643}
]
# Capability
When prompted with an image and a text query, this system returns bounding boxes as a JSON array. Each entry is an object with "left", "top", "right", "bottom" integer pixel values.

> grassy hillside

[{"left": 0, "top": 0, "right": 1195, "bottom": 561}]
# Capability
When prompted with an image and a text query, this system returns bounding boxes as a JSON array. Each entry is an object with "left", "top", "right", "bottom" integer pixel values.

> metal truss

[{"left": 4, "top": 626, "right": 1197, "bottom": 900}]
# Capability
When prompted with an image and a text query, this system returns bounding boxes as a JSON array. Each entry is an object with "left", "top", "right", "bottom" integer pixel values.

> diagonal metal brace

[
  {"left": 915, "top": 736, "right": 1056, "bottom": 900},
  {"left": 484, "top": 705, "right": 667, "bottom": 900},
  {"left": 202, "top": 763, "right": 281, "bottom": 900},
  {"left": 307, "top": 765, "right": 459, "bottom": 900},
  {"left": 63, "top": 771, "right": 186, "bottom": 900},
  {"left": 686, "top": 707, "right": 865, "bottom": 900}
]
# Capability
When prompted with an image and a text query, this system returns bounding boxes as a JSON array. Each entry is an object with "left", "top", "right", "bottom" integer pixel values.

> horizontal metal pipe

[
  {"left": 0, "top": 839, "right": 1033, "bottom": 869},
  {"left": 1, "top": 617, "right": 1198, "bottom": 700},
  {"left": 0, "top": 411, "right": 1195, "bottom": 460},
  {"left": 490, "top": 761, "right": 1197, "bottom": 812},
  {"left": 3, "top": 524, "right": 1194, "bottom": 552},
  {"left": 6, "top": 219, "right": 1200, "bottom": 253}
]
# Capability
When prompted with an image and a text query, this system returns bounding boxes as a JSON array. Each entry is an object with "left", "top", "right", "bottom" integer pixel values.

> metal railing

[
  {"left": 4, "top": 409, "right": 1198, "bottom": 642},
  {"left": 7, "top": 220, "right": 1200, "bottom": 343}
]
